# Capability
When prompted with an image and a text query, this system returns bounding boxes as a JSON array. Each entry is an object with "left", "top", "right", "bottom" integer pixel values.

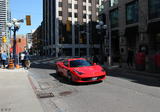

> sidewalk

[
  {"left": 104, "top": 63, "right": 160, "bottom": 78},
  {"left": 0, "top": 68, "right": 44, "bottom": 112}
]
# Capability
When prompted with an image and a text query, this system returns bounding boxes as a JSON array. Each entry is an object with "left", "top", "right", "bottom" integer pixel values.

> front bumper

[{"left": 72, "top": 73, "right": 106, "bottom": 83}]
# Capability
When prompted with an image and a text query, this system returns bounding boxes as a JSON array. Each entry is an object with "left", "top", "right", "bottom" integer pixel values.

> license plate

[{"left": 92, "top": 77, "right": 97, "bottom": 80}]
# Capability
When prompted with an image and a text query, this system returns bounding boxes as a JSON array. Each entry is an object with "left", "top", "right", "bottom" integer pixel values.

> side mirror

[{"left": 63, "top": 63, "right": 68, "bottom": 67}]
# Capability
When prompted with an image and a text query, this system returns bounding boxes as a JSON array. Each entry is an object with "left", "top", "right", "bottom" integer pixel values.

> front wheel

[{"left": 67, "top": 71, "right": 73, "bottom": 82}]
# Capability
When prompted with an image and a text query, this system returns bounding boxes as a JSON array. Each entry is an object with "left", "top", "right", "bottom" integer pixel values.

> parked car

[{"left": 56, "top": 58, "right": 106, "bottom": 83}]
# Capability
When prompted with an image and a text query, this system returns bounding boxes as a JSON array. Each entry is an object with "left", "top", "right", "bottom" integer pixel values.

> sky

[{"left": 10, "top": 0, "right": 42, "bottom": 34}]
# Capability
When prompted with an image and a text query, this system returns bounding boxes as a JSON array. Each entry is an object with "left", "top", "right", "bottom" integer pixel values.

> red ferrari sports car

[{"left": 56, "top": 58, "right": 106, "bottom": 83}]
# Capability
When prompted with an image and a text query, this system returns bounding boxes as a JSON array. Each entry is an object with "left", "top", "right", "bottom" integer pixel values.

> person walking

[
  {"left": 24, "top": 51, "right": 31, "bottom": 69},
  {"left": 20, "top": 52, "right": 25, "bottom": 68},
  {"left": 127, "top": 48, "right": 134, "bottom": 68},
  {"left": 1, "top": 51, "right": 8, "bottom": 69},
  {"left": 0, "top": 52, "right": 2, "bottom": 67}
]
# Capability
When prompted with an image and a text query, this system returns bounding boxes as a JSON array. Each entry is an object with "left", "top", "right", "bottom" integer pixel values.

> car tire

[
  {"left": 56, "top": 66, "right": 60, "bottom": 75},
  {"left": 67, "top": 71, "right": 73, "bottom": 82}
]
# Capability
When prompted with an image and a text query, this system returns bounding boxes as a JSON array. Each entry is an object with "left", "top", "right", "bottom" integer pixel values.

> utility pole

[{"left": 108, "top": 21, "right": 112, "bottom": 66}]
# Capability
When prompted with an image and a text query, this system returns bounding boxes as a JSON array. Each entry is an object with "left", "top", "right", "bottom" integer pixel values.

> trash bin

[
  {"left": 135, "top": 52, "right": 145, "bottom": 71},
  {"left": 155, "top": 53, "right": 160, "bottom": 73}
]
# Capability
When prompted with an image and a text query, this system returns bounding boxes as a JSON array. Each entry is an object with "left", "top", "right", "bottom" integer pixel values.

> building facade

[
  {"left": 32, "top": 25, "right": 43, "bottom": 56},
  {"left": 43, "top": 0, "right": 105, "bottom": 57},
  {"left": 0, "top": 0, "right": 10, "bottom": 40},
  {"left": 103, "top": 0, "right": 160, "bottom": 64}
]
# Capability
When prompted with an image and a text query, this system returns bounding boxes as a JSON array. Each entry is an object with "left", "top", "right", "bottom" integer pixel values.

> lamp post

[
  {"left": 6, "top": 18, "right": 23, "bottom": 67},
  {"left": 96, "top": 21, "right": 107, "bottom": 64}
]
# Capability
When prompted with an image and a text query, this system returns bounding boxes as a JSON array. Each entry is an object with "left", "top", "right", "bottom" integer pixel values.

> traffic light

[
  {"left": 26, "top": 15, "right": 31, "bottom": 25},
  {"left": 18, "top": 39, "right": 21, "bottom": 43},
  {"left": 2, "top": 36, "right": 7, "bottom": 43},
  {"left": 66, "top": 20, "right": 71, "bottom": 32}
]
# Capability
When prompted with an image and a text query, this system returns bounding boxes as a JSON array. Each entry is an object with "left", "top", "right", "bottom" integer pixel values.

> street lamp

[
  {"left": 96, "top": 21, "right": 107, "bottom": 64},
  {"left": 6, "top": 18, "right": 23, "bottom": 67}
]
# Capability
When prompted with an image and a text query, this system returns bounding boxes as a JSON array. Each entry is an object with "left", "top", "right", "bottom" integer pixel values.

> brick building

[{"left": 10, "top": 35, "right": 27, "bottom": 54}]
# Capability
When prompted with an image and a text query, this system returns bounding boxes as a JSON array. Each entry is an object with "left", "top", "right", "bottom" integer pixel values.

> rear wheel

[{"left": 56, "top": 66, "right": 60, "bottom": 75}]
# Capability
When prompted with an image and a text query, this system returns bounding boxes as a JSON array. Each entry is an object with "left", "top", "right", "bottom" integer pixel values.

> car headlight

[{"left": 74, "top": 70, "right": 84, "bottom": 75}]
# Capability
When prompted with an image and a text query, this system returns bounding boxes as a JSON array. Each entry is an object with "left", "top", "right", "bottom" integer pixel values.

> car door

[{"left": 61, "top": 60, "right": 69, "bottom": 77}]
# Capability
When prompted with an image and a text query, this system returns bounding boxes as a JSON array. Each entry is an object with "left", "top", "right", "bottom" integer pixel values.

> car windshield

[{"left": 70, "top": 60, "right": 92, "bottom": 67}]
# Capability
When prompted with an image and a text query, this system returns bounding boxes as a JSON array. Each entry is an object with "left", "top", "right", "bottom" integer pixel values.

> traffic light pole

[{"left": 13, "top": 27, "right": 17, "bottom": 66}]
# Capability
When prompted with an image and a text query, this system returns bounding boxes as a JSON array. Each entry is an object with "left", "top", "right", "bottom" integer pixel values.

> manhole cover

[{"left": 59, "top": 91, "right": 72, "bottom": 96}]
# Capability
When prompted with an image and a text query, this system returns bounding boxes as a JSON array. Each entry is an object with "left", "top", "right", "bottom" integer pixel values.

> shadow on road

[
  {"left": 108, "top": 70, "right": 160, "bottom": 87},
  {"left": 50, "top": 73, "right": 102, "bottom": 86},
  {"left": 30, "top": 63, "right": 56, "bottom": 70}
]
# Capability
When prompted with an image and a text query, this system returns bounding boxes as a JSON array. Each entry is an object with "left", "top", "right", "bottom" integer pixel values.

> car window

[
  {"left": 70, "top": 60, "right": 92, "bottom": 67},
  {"left": 64, "top": 61, "right": 68, "bottom": 67}
]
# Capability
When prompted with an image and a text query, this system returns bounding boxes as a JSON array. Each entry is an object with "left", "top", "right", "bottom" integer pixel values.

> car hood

[{"left": 74, "top": 65, "right": 104, "bottom": 76}]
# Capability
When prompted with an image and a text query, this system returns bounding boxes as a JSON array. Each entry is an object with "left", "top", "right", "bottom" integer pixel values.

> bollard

[
  {"left": 16, "top": 64, "right": 20, "bottom": 69},
  {"left": 8, "top": 59, "right": 15, "bottom": 69}
]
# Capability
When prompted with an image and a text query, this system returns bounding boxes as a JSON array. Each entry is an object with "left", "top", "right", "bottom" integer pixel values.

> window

[
  {"left": 62, "top": 48, "right": 72, "bottom": 56},
  {"left": 74, "top": 13, "right": 78, "bottom": 18},
  {"left": 68, "top": 12, "right": 72, "bottom": 17},
  {"left": 59, "top": 11, "right": 62, "bottom": 16},
  {"left": 83, "top": 14, "right": 86, "bottom": 18},
  {"left": 110, "top": 8, "right": 118, "bottom": 28},
  {"left": 126, "top": 0, "right": 138, "bottom": 24},
  {"left": 89, "top": 0, "right": 92, "bottom": 3},
  {"left": 70, "top": 60, "right": 91, "bottom": 67},
  {"left": 148, "top": 0, "right": 160, "bottom": 19},
  {"left": 83, "top": 6, "right": 86, "bottom": 10},
  {"left": 89, "top": 6, "right": 92, "bottom": 11},
  {"left": 68, "top": 3, "right": 72, "bottom": 8},
  {"left": 75, "top": 4, "right": 78, "bottom": 9},
  {"left": 59, "top": 2, "right": 62, "bottom": 7},
  {"left": 89, "top": 14, "right": 92, "bottom": 19},
  {"left": 64, "top": 61, "right": 68, "bottom": 67}
]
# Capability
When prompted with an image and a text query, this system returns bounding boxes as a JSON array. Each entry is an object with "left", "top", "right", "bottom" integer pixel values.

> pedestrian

[
  {"left": 24, "top": 51, "right": 31, "bottom": 69},
  {"left": 1, "top": 51, "right": 8, "bottom": 69},
  {"left": 127, "top": 48, "right": 134, "bottom": 68},
  {"left": 20, "top": 52, "right": 25, "bottom": 68},
  {"left": 119, "top": 54, "right": 122, "bottom": 68},
  {"left": 0, "top": 52, "right": 2, "bottom": 67}
]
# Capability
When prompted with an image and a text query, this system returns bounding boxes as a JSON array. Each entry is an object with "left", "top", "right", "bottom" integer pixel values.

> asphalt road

[{"left": 28, "top": 61, "right": 160, "bottom": 112}]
